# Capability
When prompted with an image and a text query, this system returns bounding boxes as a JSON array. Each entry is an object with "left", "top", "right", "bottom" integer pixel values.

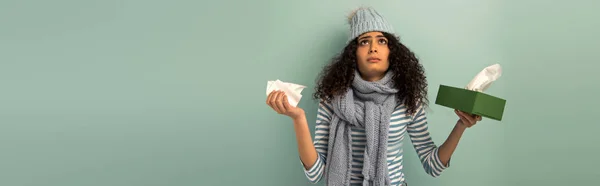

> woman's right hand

[{"left": 266, "top": 90, "right": 305, "bottom": 120}]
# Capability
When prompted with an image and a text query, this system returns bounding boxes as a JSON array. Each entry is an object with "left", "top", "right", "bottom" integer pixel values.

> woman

[{"left": 266, "top": 7, "right": 481, "bottom": 186}]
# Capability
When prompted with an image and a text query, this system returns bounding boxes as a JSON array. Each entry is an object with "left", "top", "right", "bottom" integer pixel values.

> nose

[{"left": 369, "top": 44, "right": 378, "bottom": 53}]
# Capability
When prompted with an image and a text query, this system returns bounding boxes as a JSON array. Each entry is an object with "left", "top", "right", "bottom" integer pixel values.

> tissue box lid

[{"left": 434, "top": 85, "right": 506, "bottom": 121}]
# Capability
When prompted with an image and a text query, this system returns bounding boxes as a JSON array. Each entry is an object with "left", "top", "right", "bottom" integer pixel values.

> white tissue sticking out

[
  {"left": 465, "top": 64, "right": 502, "bottom": 92},
  {"left": 266, "top": 79, "right": 306, "bottom": 107}
]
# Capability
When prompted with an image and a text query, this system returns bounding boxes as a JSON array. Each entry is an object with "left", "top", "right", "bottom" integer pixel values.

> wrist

[
  {"left": 291, "top": 110, "right": 306, "bottom": 122},
  {"left": 456, "top": 120, "right": 468, "bottom": 130}
]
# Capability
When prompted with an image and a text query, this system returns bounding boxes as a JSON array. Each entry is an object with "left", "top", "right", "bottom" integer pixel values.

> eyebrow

[{"left": 358, "top": 35, "right": 386, "bottom": 40}]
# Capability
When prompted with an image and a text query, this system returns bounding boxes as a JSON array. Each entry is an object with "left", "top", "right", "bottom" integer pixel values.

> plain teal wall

[
  {"left": 1, "top": 0, "right": 598, "bottom": 185},
  {"left": 499, "top": 1, "right": 600, "bottom": 184}
]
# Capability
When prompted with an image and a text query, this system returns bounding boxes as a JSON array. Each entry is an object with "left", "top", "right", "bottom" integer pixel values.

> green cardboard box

[{"left": 434, "top": 84, "right": 506, "bottom": 121}]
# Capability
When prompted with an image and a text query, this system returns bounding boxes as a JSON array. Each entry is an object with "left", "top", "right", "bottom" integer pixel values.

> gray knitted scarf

[{"left": 325, "top": 70, "right": 398, "bottom": 186}]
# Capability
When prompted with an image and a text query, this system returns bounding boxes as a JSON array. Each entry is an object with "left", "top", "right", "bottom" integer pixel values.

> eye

[
  {"left": 378, "top": 39, "right": 388, "bottom": 44},
  {"left": 359, "top": 40, "right": 369, "bottom": 46}
]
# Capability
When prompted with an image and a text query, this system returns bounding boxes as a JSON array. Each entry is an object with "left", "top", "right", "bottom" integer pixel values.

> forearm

[
  {"left": 292, "top": 113, "right": 319, "bottom": 170},
  {"left": 438, "top": 121, "right": 467, "bottom": 166}
]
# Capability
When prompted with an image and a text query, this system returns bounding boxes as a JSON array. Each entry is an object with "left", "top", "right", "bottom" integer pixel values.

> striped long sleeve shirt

[{"left": 301, "top": 100, "right": 449, "bottom": 186}]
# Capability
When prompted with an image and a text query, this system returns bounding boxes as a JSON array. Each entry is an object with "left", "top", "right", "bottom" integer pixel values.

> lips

[{"left": 367, "top": 57, "right": 381, "bottom": 62}]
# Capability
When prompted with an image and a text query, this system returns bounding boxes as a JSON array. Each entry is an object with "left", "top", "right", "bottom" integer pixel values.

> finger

[
  {"left": 276, "top": 91, "right": 287, "bottom": 113},
  {"left": 455, "top": 110, "right": 466, "bottom": 122},
  {"left": 282, "top": 93, "right": 292, "bottom": 111},
  {"left": 458, "top": 116, "right": 471, "bottom": 127},
  {"left": 467, "top": 115, "right": 479, "bottom": 127},
  {"left": 454, "top": 109, "right": 461, "bottom": 116},
  {"left": 272, "top": 91, "right": 283, "bottom": 113},
  {"left": 458, "top": 111, "right": 475, "bottom": 125},
  {"left": 272, "top": 91, "right": 284, "bottom": 113},
  {"left": 469, "top": 114, "right": 480, "bottom": 121},
  {"left": 267, "top": 91, "right": 276, "bottom": 109},
  {"left": 267, "top": 91, "right": 277, "bottom": 111},
  {"left": 455, "top": 110, "right": 475, "bottom": 126},
  {"left": 455, "top": 110, "right": 465, "bottom": 121},
  {"left": 459, "top": 113, "right": 474, "bottom": 127}
]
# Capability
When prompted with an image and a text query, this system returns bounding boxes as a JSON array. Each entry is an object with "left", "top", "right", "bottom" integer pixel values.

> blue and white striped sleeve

[
  {"left": 300, "top": 101, "right": 332, "bottom": 184},
  {"left": 407, "top": 102, "right": 449, "bottom": 177}
]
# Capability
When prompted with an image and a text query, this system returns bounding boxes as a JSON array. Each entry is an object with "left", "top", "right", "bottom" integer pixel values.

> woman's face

[{"left": 355, "top": 31, "right": 390, "bottom": 81}]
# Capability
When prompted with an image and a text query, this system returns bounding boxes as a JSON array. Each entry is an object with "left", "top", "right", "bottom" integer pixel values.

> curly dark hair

[{"left": 313, "top": 32, "right": 428, "bottom": 115}]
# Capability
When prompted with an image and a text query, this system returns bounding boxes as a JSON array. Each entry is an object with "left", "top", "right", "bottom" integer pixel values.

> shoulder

[
  {"left": 316, "top": 99, "right": 334, "bottom": 123},
  {"left": 317, "top": 99, "right": 333, "bottom": 112},
  {"left": 410, "top": 100, "right": 428, "bottom": 122},
  {"left": 392, "top": 99, "right": 427, "bottom": 121}
]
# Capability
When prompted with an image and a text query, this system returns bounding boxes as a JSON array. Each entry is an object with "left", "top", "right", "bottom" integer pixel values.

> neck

[{"left": 359, "top": 71, "right": 386, "bottom": 82}]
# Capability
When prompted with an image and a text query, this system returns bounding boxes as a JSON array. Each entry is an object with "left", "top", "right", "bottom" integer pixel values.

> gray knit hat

[{"left": 347, "top": 7, "right": 396, "bottom": 43}]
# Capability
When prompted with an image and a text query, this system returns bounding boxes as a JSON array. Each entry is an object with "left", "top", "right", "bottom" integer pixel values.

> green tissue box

[{"left": 434, "top": 84, "right": 506, "bottom": 121}]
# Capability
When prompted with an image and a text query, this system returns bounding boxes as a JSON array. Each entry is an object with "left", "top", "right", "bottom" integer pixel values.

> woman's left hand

[{"left": 455, "top": 109, "right": 482, "bottom": 128}]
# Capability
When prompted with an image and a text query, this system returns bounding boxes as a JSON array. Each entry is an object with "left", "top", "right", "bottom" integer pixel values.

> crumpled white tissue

[
  {"left": 465, "top": 64, "right": 502, "bottom": 92},
  {"left": 266, "top": 79, "right": 306, "bottom": 107}
]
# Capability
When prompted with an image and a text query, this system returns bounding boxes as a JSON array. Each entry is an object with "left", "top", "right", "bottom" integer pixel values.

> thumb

[{"left": 283, "top": 95, "right": 300, "bottom": 110}]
